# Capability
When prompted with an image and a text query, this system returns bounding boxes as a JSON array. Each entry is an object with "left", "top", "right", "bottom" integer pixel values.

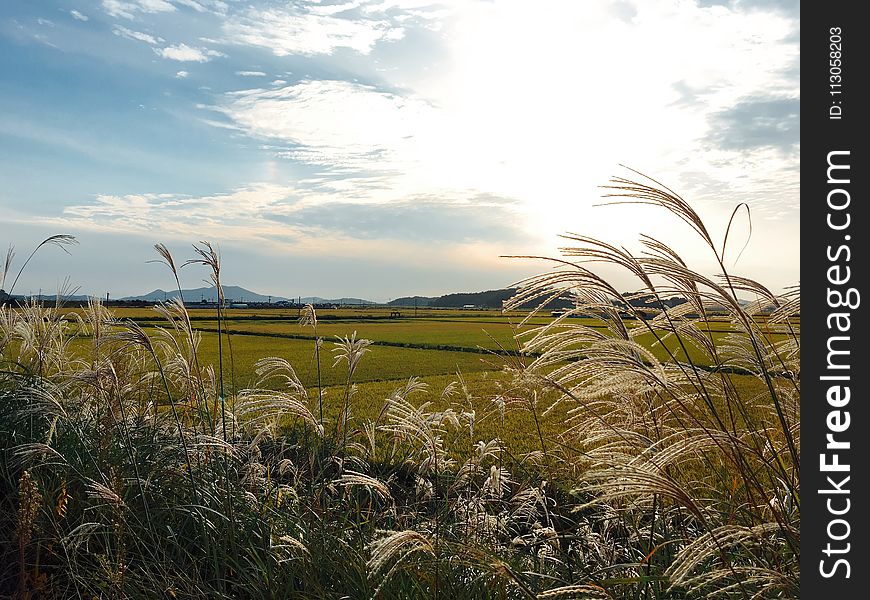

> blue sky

[{"left": 1, "top": 0, "right": 799, "bottom": 301}]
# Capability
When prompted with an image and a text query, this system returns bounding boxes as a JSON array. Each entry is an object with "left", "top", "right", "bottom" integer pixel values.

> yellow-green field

[
  {"left": 107, "top": 306, "right": 789, "bottom": 451},
  {"left": 7, "top": 305, "right": 792, "bottom": 455},
  {"left": 189, "top": 318, "right": 532, "bottom": 351},
  {"left": 41, "top": 304, "right": 800, "bottom": 394},
  {"left": 127, "top": 307, "right": 796, "bottom": 384},
  {"left": 194, "top": 331, "right": 506, "bottom": 390}
]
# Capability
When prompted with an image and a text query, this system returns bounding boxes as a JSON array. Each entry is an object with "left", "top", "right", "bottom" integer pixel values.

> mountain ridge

[{"left": 122, "top": 286, "right": 290, "bottom": 303}]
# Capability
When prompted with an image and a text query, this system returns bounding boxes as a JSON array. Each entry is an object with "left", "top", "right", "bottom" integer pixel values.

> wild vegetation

[{"left": 0, "top": 174, "right": 799, "bottom": 598}]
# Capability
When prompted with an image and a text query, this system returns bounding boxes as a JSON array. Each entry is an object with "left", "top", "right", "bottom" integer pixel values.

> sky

[{"left": 0, "top": 0, "right": 799, "bottom": 301}]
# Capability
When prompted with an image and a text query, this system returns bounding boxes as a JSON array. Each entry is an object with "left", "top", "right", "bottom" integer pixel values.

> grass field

[
  {"left": 65, "top": 305, "right": 540, "bottom": 322},
  {"left": 189, "top": 317, "right": 532, "bottom": 352},
  {"left": 42, "top": 303, "right": 799, "bottom": 399},
  {"left": 19, "top": 303, "right": 784, "bottom": 462},
  {"left": 195, "top": 331, "right": 507, "bottom": 391},
  {"left": 135, "top": 307, "right": 798, "bottom": 382},
  {"left": 56, "top": 303, "right": 789, "bottom": 464},
  {"left": 305, "top": 369, "right": 773, "bottom": 464}
]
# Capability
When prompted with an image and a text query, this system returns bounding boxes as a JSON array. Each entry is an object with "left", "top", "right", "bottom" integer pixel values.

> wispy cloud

[
  {"left": 236, "top": 70, "right": 267, "bottom": 77},
  {"left": 102, "top": 0, "right": 177, "bottom": 20},
  {"left": 102, "top": 0, "right": 228, "bottom": 19},
  {"left": 175, "top": 70, "right": 189, "bottom": 78},
  {"left": 204, "top": 0, "right": 800, "bottom": 260},
  {"left": 69, "top": 10, "right": 89, "bottom": 22},
  {"left": 175, "top": 0, "right": 207, "bottom": 13},
  {"left": 110, "top": 24, "right": 225, "bottom": 64},
  {"left": 274, "top": 196, "right": 526, "bottom": 244},
  {"left": 112, "top": 25, "right": 162, "bottom": 45},
  {"left": 60, "top": 184, "right": 296, "bottom": 239},
  {"left": 219, "top": 80, "right": 437, "bottom": 172},
  {"left": 46, "top": 183, "right": 530, "bottom": 268},
  {"left": 155, "top": 43, "right": 224, "bottom": 62},
  {"left": 223, "top": 4, "right": 404, "bottom": 56},
  {"left": 698, "top": 0, "right": 799, "bottom": 18},
  {"left": 705, "top": 97, "right": 799, "bottom": 153}
]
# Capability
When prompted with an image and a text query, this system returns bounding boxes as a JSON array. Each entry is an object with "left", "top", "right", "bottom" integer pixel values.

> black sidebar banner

[{"left": 802, "top": 2, "right": 868, "bottom": 597}]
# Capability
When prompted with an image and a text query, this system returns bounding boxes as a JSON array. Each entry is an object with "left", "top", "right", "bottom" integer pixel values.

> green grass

[
  {"left": 195, "top": 318, "right": 797, "bottom": 370},
  {"left": 192, "top": 318, "right": 532, "bottom": 352},
  {"left": 64, "top": 305, "right": 540, "bottom": 321},
  {"left": 310, "top": 369, "right": 771, "bottom": 464},
  {"left": 49, "top": 307, "right": 798, "bottom": 389},
  {"left": 310, "top": 371, "right": 573, "bottom": 460},
  {"left": 631, "top": 328, "right": 797, "bottom": 365},
  {"left": 189, "top": 331, "right": 510, "bottom": 391}
]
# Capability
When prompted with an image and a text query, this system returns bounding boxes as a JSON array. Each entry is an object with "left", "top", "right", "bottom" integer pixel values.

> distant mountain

[
  {"left": 299, "top": 297, "right": 377, "bottom": 306},
  {"left": 122, "top": 286, "right": 289, "bottom": 304},
  {"left": 390, "top": 289, "right": 575, "bottom": 310},
  {"left": 405, "top": 289, "right": 702, "bottom": 311},
  {"left": 387, "top": 296, "right": 436, "bottom": 307},
  {"left": 432, "top": 289, "right": 520, "bottom": 309},
  {"left": 0, "top": 289, "right": 91, "bottom": 303},
  {"left": 119, "top": 288, "right": 380, "bottom": 305}
]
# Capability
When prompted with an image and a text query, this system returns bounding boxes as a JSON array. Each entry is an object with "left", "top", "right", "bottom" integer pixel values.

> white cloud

[
  {"left": 155, "top": 43, "right": 224, "bottom": 62},
  {"left": 112, "top": 26, "right": 161, "bottom": 45},
  {"left": 175, "top": 0, "right": 207, "bottom": 12},
  {"left": 308, "top": 1, "right": 364, "bottom": 16},
  {"left": 139, "top": 0, "right": 176, "bottom": 11},
  {"left": 223, "top": 4, "right": 404, "bottom": 56},
  {"left": 175, "top": 70, "right": 189, "bottom": 78},
  {"left": 236, "top": 70, "right": 267, "bottom": 77},
  {"left": 43, "top": 182, "right": 527, "bottom": 284},
  {"left": 102, "top": 0, "right": 176, "bottom": 19},
  {"left": 69, "top": 10, "right": 89, "bottom": 21},
  {"left": 102, "top": 1, "right": 136, "bottom": 19},
  {"left": 218, "top": 80, "right": 442, "bottom": 179},
  {"left": 421, "top": 1, "right": 797, "bottom": 215},
  {"left": 61, "top": 184, "right": 296, "bottom": 238},
  {"left": 205, "top": 0, "right": 798, "bottom": 290},
  {"left": 175, "top": 0, "right": 230, "bottom": 15},
  {"left": 49, "top": 183, "right": 327, "bottom": 247},
  {"left": 216, "top": 2, "right": 797, "bottom": 196}
]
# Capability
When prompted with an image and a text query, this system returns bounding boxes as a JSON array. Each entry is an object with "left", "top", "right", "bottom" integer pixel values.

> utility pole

[{"left": 414, "top": 297, "right": 418, "bottom": 318}]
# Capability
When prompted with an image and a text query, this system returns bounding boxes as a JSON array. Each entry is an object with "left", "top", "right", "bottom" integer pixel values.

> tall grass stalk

[
  {"left": 300, "top": 304, "right": 324, "bottom": 428},
  {"left": 504, "top": 169, "right": 799, "bottom": 598}
]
